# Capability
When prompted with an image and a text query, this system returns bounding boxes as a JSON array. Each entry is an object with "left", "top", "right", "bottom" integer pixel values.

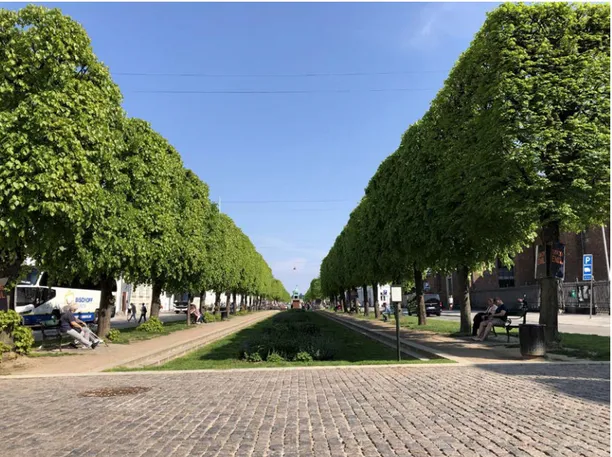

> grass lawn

[
  {"left": 115, "top": 310, "right": 451, "bottom": 371},
  {"left": 108, "top": 320, "right": 192, "bottom": 344},
  {"left": 349, "top": 311, "right": 609, "bottom": 361}
]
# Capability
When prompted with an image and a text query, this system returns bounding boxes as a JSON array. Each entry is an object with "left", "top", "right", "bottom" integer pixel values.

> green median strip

[{"left": 112, "top": 310, "right": 452, "bottom": 371}]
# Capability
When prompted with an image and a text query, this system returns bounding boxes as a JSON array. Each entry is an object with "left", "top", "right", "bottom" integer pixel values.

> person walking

[
  {"left": 138, "top": 303, "right": 148, "bottom": 323},
  {"left": 126, "top": 302, "right": 136, "bottom": 322}
]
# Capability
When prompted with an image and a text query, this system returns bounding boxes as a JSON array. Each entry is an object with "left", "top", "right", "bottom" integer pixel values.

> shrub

[
  {"left": 203, "top": 312, "right": 216, "bottom": 323},
  {"left": 245, "top": 352, "right": 263, "bottom": 362},
  {"left": 294, "top": 351, "right": 313, "bottom": 362},
  {"left": 106, "top": 329, "right": 121, "bottom": 342},
  {"left": 0, "top": 310, "right": 33, "bottom": 355},
  {"left": 0, "top": 310, "right": 23, "bottom": 331},
  {"left": 12, "top": 326, "right": 34, "bottom": 355},
  {"left": 138, "top": 317, "right": 164, "bottom": 333},
  {"left": 266, "top": 351, "right": 285, "bottom": 363}
]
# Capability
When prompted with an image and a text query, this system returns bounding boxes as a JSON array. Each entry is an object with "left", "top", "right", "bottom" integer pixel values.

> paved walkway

[
  {"left": 2, "top": 311, "right": 275, "bottom": 376},
  {"left": 0, "top": 363, "right": 608, "bottom": 456},
  {"left": 326, "top": 313, "right": 565, "bottom": 364}
]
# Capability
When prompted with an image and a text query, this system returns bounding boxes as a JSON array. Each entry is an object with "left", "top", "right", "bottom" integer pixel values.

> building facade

[{"left": 426, "top": 226, "right": 610, "bottom": 310}]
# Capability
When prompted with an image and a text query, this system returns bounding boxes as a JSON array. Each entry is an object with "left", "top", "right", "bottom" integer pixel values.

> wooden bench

[{"left": 492, "top": 308, "right": 528, "bottom": 342}]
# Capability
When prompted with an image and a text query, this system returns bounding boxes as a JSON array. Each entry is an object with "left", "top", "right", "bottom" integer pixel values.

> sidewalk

[
  {"left": 326, "top": 312, "right": 562, "bottom": 364},
  {"left": 2, "top": 311, "right": 275, "bottom": 376}
]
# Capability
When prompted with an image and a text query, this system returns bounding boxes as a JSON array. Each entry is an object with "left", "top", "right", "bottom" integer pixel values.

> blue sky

[{"left": 6, "top": 2, "right": 499, "bottom": 293}]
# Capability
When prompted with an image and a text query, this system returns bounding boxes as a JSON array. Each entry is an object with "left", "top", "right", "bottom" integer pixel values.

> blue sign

[{"left": 583, "top": 254, "right": 593, "bottom": 281}]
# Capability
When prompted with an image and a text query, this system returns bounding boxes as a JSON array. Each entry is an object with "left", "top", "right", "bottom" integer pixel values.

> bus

[{"left": 15, "top": 267, "right": 117, "bottom": 326}]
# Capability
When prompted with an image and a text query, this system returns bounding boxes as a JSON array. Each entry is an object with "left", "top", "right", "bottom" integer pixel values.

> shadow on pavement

[{"left": 474, "top": 362, "right": 611, "bottom": 405}]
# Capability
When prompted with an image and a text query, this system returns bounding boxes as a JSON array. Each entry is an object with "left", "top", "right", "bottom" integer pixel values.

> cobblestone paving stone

[{"left": 0, "top": 363, "right": 608, "bottom": 457}]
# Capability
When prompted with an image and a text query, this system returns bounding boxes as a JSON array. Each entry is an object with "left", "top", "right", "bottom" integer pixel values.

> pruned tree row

[
  {"left": 319, "top": 3, "right": 610, "bottom": 346},
  {"left": 0, "top": 6, "right": 290, "bottom": 336}
]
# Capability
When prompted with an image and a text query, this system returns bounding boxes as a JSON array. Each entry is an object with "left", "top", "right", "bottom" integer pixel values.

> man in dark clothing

[
  {"left": 138, "top": 303, "right": 148, "bottom": 323},
  {"left": 60, "top": 305, "right": 100, "bottom": 349}
]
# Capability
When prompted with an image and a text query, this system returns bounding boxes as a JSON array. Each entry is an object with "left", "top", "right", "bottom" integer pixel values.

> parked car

[
  {"left": 424, "top": 294, "right": 442, "bottom": 316},
  {"left": 404, "top": 293, "right": 442, "bottom": 316},
  {"left": 173, "top": 301, "right": 188, "bottom": 314}
]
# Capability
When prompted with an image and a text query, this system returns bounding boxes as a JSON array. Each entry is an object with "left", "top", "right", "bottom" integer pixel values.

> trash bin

[{"left": 519, "top": 324, "right": 547, "bottom": 358}]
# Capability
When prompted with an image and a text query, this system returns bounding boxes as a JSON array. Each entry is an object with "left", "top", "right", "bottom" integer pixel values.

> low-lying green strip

[
  {"left": 345, "top": 310, "right": 609, "bottom": 361},
  {"left": 112, "top": 310, "right": 452, "bottom": 371}
]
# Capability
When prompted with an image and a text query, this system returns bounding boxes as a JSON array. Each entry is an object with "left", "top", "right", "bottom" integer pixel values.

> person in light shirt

[
  {"left": 471, "top": 298, "right": 497, "bottom": 337},
  {"left": 474, "top": 298, "right": 508, "bottom": 341}
]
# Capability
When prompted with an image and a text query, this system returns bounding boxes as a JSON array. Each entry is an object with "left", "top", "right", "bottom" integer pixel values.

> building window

[{"left": 497, "top": 259, "right": 515, "bottom": 288}]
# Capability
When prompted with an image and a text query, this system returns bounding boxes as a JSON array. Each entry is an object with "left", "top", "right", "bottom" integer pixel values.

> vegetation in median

[{"left": 116, "top": 310, "right": 451, "bottom": 370}]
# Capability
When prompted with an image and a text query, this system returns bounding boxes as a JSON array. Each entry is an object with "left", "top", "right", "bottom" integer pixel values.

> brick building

[{"left": 426, "top": 226, "right": 610, "bottom": 309}]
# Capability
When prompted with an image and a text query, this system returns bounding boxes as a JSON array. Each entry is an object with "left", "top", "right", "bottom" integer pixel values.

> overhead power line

[
  {"left": 222, "top": 199, "right": 352, "bottom": 204},
  {"left": 115, "top": 70, "right": 445, "bottom": 78},
  {"left": 133, "top": 88, "right": 437, "bottom": 95}
]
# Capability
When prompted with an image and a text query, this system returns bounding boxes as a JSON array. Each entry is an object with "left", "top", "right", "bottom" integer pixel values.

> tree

[
  {"left": 432, "top": 3, "right": 610, "bottom": 343},
  {"left": 0, "top": 6, "right": 124, "bottom": 305}
]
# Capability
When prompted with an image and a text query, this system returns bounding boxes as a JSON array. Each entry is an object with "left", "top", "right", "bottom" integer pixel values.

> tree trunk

[
  {"left": 199, "top": 290, "right": 206, "bottom": 316},
  {"left": 231, "top": 291, "right": 237, "bottom": 315},
  {"left": 225, "top": 291, "right": 231, "bottom": 319},
  {"left": 97, "top": 276, "right": 115, "bottom": 338},
  {"left": 0, "top": 252, "right": 24, "bottom": 311},
  {"left": 362, "top": 284, "right": 369, "bottom": 316},
  {"left": 373, "top": 284, "right": 380, "bottom": 318},
  {"left": 240, "top": 294, "right": 246, "bottom": 312},
  {"left": 150, "top": 280, "right": 162, "bottom": 318},
  {"left": 539, "top": 220, "right": 561, "bottom": 348},
  {"left": 214, "top": 291, "right": 221, "bottom": 317},
  {"left": 249, "top": 295, "right": 252, "bottom": 310},
  {"left": 414, "top": 266, "right": 427, "bottom": 326},
  {"left": 341, "top": 297, "right": 347, "bottom": 313},
  {"left": 186, "top": 292, "right": 192, "bottom": 326},
  {"left": 456, "top": 265, "right": 471, "bottom": 335}
]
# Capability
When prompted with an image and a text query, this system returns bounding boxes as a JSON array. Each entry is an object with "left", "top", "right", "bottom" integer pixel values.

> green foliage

[
  {"left": 203, "top": 312, "right": 221, "bottom": 323},
  {"left": 12, "top": 326, "right": 34, "bottom": 355},
  {"left": 106, "top": 329, "right": 121, "bottom": 342},
  {"left": 294, "top": 351, "right": 313, "bottom": 362},
  {"left": 319, "top": 3, "right": 610, "bottom": 339},
  {"left": 265, "top": 351, "right": 285, "bottom": 363},
  {"left": 137, "top": 317, "right": 164, "bottom": 333},
  {"left": 0, "top": 310, "right": 23, "bottom": 331},
  {"left": 0, "top": 310, "right": 33, "bottom": 355},
  {"left": 244, "top": 352, "right": 263, "bottom": 363},
  {"left": 240, "top": 311, "right": 336, "bottom": 362}
]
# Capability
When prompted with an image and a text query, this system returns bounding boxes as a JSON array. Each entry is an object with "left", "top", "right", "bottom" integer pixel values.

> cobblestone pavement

[{"left": 0, "top": 363, "right": 608, "bottom": 457}]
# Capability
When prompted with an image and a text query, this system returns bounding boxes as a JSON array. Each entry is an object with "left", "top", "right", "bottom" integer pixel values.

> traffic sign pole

[{"left": 590, "top": 277, "right": 593, "bottom": 319}]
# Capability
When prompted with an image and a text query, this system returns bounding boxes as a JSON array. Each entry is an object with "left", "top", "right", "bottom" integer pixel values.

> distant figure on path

[
  {"left": 126, "top": 302, "right": 135, "bottom": 322},
  {"left": 138, "top": 303, "right": 148, "bottom": 323},
  {"left": 382, "top": 302, "right": 391, "bottom": 322}
]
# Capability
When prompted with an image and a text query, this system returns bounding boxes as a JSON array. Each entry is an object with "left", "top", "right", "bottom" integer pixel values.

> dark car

[
  {"left": 404, "top": 293, "right": 442, "bottom": 316},
  {"left": 424, "top": 294, "right": 442, "bottom": 316}
]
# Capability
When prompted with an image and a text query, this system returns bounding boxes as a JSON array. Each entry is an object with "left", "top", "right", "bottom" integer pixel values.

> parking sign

[{"left": 583, "top": 254, "right": 593, "bottom": 281}]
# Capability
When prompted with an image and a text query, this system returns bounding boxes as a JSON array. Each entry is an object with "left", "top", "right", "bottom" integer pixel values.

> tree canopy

[{"left": 318, "top": 3, "right": 609, "bottom": 342}]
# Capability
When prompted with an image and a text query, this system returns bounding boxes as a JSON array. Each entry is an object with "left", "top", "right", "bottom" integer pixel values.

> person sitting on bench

[
  {"left": 60, "top": 305, "right": 101, "bottom": 349},
  {"left": 472, "top": 298, "right": 497, "bottom": 337},
  {"left": 473, "top": 298, "right": 507, "bottom": 341}
]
